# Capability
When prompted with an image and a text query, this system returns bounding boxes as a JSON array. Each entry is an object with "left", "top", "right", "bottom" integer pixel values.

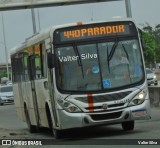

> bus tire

[
  {"left": 24, "top": 106, "right": 37, "bottom": 133},
  {"left": 51, "top": 127, "right": 62, "bottom": 139},
  {"left": 121, "top": 121, "right": 134, "bottom": 131},
  {"left": 0, "top": 103, "right": 4, "bottom": 106},
  {"left": 46, "top": 107, "right": 62, "bottom": 139}
]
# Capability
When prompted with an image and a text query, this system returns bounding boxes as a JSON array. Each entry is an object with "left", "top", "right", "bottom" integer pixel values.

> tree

[
  {"left": 0, "top": 70, "right": 7, "bottom": 83},
  {"left": 141, "top": 23, "right": 160, "bottom": 67},
  {"left": 141, "top": 28, "right": 155, "bottom": 67}
]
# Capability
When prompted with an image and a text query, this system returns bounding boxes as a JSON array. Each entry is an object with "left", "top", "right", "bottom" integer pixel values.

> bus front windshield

[{"left": 55, "top": 39, "right": 144, "bottom": 92}]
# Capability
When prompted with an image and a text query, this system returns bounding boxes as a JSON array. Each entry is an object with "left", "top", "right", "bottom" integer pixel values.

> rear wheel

[
  {"left": 121, "top": 121, "right": 134, "bottom": 131},
  {"left": 24, "top": 107, "right": 37, "bottom": 133}
]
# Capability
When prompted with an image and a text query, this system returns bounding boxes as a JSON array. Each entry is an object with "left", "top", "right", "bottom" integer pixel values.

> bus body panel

[
  {"left": 25, "top": 81, "right": 37, "bottom": 126},
  {"left": 34, "top": 79, "right": 50, "bottom": 127},
  {"left": 130, "top": 100, "right": 151, "bottom": 120},
  {"left": 13, "top": 83, "right": 25, "bottom": 121}
]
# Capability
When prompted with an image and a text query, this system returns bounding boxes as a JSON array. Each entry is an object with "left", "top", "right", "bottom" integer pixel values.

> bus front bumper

[{"left": 57, "top": 100, "right": 151, "bottom": 130}]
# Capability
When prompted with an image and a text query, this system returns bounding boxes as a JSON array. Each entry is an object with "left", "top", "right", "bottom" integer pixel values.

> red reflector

[{"left": 77, "top": 22, "right": 83, "bottom": 26}]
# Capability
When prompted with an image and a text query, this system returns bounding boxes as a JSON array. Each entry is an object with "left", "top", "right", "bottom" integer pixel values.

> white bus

[{"left": 11, "top": 19, "right": 151, "bottom": 138}]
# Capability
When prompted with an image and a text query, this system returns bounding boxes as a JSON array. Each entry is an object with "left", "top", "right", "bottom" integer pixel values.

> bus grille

[
  {"left": 85, "top": 103, "right": 125, "bottom": 112},
  {"left": 90, "top": 111, "right": 122, "bottom": 121},
  {"left": 76, "top": 91, "right": 132, "bottom": 103}
]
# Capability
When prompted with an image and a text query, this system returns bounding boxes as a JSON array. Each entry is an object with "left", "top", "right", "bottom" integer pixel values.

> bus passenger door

[{"left": 28, "top": 55, "right": 40, "bottom": 128}]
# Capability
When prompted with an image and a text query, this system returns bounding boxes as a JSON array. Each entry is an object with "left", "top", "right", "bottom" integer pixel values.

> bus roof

[{"left": 10, "top": 18, "right": 136, "bottom": 55}]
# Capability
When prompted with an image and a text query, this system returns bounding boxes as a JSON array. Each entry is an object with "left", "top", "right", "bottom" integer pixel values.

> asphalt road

[{"left": 0, "top": 104, "right": 160, "bottom": 148}]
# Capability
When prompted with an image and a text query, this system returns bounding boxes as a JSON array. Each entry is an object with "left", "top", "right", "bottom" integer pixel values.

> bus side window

[
  {"left": 34, "top": 43, "right": 47, "bottom": 79},
  {"left": 23, "top": 53, "right": 29, "bottom": 81},
  {"left": 27, "top": 55, "right": 36, "bottom": 80},
  {"left": 11, "top": 56, "right": 16, "bottom": 83},
  {"left": 34, "top": 43, "right": 46, "bottom": 79},
  {"left": 11, "top": 53, "right": 24, "bottom": 83}
]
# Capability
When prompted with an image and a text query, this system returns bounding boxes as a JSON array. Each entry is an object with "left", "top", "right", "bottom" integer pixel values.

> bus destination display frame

[{"left": 54, "top": 21, "right": 137, "bottom": 44}]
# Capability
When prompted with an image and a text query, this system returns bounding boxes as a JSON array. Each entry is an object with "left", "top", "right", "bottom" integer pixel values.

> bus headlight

[
  {"left": 58, "top": 99, "right": 82, "bottom": 113},
  {"left": 128, "top": 90, "right": 146, "bottom": 106}
]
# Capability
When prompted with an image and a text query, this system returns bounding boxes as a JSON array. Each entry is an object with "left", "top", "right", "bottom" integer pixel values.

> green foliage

[
  {"left": 142, "top": 31, "right": 155, "bottom": 65},
  {"left": 0, "top": 70, "right": 7, "bottom": 79},
  {"left": 155, "top": 45, "right": 160, "bottom": 63},
  {"left": 141, "top": 23, "right": 160, "bottom": 67}
]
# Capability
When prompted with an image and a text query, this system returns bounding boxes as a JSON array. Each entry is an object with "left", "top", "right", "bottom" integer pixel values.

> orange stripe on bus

[{"left": 87, "top": 94, "right": 94, "bottom": 112}]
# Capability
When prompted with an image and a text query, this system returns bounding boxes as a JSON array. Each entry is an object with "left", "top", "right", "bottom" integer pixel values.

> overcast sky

[{"left": 0, "top": 0, "right": 159, "bottom": 63}]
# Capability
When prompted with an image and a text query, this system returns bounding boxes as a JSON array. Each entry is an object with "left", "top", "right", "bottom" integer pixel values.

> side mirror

[{"left": 47, "top": 53, "right": 54, "bottom": 69}]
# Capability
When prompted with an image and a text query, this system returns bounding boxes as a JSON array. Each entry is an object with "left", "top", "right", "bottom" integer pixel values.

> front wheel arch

[{"left": 45, "top": 103, "right": 63, "bottom": 139}]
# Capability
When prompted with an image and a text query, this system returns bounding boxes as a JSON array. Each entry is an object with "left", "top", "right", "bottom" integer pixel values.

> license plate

[{"left": 132, "top": 110, "right": 146, "bottom": 117}]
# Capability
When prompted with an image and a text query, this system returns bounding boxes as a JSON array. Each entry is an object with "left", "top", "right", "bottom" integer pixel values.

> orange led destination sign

[
  {"left": 64, "top": 25, "right": 125, "bottom": 38},
  {"left": 54, "top": 22, "right": 136, "bottom": 43}
]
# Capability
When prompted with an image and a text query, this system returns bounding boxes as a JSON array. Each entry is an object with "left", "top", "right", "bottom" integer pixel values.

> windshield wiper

[
  {"left": 96, "top": 43, "right": 103, "bottom": 89},
  {"left": 74, "top": 45, "right": 85, "bottom": 78},
  {"left": 106, "top": 46, "right": 110, "bottom": 73},
  {"left": 121, "top": 43, "right": 129, "bottom": 60},
  {"left": 74, "top": 45, "right": 81, "bottom": 66},
  {"left": 108, "top": 39, "right": 119, "bottom": 61},
  {"left": 107, "top": 39, "right": 119, "bottom": 73}
]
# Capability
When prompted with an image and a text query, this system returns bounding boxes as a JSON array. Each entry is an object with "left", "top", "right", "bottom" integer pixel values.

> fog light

[
  {"left": 132, "top": 99, "right": 144, "bottom": 105},
  {"left": 68, "top": 106, "right": 77, "bottom": 112}
]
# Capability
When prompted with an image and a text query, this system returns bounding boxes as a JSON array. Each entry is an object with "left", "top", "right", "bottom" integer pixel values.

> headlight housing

[
  {"left": 57, "top": 99, "right": 82, "bottom": 113},
  {"left": 0, "top": 96, "right": 7, "bottom": 100},
  {"left": 128, "top": 90, "right": 147, "bottom": 106},
  {"left": 153, "top": 75, "right": 156, "bottom": 79}
]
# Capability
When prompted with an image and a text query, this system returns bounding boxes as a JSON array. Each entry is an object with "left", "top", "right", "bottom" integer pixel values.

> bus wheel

[
  {"left": 0, "top": 103, "right": 4, "bottom": 106},
  {"left": 121, "top": 121, "right": 134, "bottom": 131},
  {"left": 47, "top": 113, "right": 62, "bottom": 139},
  {"left": 24, "top": 107, "right": 37, "bottom": 133},
  {"left": 52, "top": 128, "right": 62, "bottom": 139}
]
